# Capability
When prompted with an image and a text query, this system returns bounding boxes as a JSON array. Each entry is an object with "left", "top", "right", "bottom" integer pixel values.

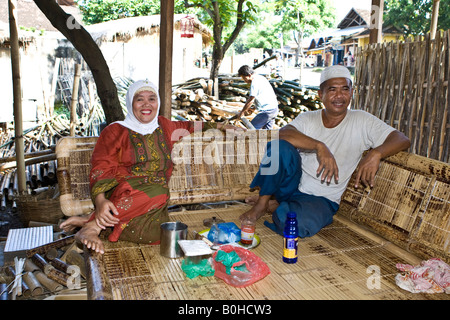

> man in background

[{"left": 237, "top": 65, "right": 279, "bottom": 129}]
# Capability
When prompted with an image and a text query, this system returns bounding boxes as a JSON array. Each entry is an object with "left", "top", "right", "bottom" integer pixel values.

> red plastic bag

[{"left": 212, "top": 245, "right": 270, "bottom": 288}]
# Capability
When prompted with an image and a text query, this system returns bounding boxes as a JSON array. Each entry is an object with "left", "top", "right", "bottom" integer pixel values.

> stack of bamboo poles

[
  {"left": 0, "top": 128, "right": 58, "bottom": 217},
  {"left": 1, "top": 235, "right": 87, "bottom": 300},
  {"left": 171, "top": 75, "right": 323, "bottom": 128},
  {"left": 0, "top": 102, "right": 105, "bottom": 220}
]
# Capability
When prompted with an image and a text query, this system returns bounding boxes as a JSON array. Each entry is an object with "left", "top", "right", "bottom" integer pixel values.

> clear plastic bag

[
  {"left": 212, "top": 245, "right": 270, "bottom": 288},
  {"left": 207, "top": 222, "right": 241, "bottom": 244}
]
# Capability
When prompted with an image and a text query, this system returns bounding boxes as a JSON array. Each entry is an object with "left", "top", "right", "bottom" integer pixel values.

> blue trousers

[
  {"left": 251, "top": 108, "right": 278, "bottom": 129},
  {"left": 250, "top": 140, "right": 339, "bottom": 238}
]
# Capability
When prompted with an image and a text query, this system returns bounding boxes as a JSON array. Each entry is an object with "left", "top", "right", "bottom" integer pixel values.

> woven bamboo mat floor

[{"left": 90, "top": 204, "right": 449, "bottom": 300}]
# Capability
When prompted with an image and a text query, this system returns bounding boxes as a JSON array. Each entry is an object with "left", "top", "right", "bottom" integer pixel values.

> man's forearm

[
  {"left": 239, "top": 96, "right": 256, "bottom": 116},
  {"left": 373, "top": 130, "right": 411, "bottom": 159},
  {"left": 279, "top": 125, "right": 323, "bottom": 151}
]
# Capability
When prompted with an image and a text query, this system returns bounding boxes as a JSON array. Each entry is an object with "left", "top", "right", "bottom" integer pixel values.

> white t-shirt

[
  {"left": 288, "top": 109, "right": 395, "bottom": 204},
  {"left": 250, "top": 74, "right": 278, "bottom": 111}
]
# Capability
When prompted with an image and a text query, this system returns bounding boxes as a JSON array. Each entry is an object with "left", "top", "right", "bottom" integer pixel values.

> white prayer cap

[{"left": 320, "top": 65, "right": 351, "bottom": 85}]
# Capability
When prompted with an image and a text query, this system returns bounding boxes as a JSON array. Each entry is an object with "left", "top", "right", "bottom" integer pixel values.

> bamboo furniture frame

[{"left": 55, "top": 131, "right": 449, "bottom": 300}]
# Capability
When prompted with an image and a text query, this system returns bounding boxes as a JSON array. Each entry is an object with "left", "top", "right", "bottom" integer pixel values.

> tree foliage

[
  {"left": 274, "top": 0, "right": 335, "bottom": 38},
  {"left": 183, "top": 0, "right": 258, "bottom": 80},
  {"left": 384, "top": 0, "right": 450, "bottom": 36},
  {"left": 34, "top": 0, "right": 124, "bottom": 123},
  {"left": 76, "top": 0, "right": 198, "bottom": 25}
]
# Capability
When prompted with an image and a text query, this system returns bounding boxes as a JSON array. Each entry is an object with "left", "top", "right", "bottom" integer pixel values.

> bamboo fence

[{"left": 353, "top": 30, "right": 450, "bottom": 164}]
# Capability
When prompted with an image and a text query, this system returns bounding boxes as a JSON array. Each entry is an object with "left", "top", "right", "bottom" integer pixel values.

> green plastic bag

[
  {"left": 181, "top": 258, "right": 215, "bottom": 279},
  {"left": 214, "top": 250, "right": 248, "bottom": 274}
]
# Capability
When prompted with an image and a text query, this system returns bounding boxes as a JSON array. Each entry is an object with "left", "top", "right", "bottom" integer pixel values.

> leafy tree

[
  {"left": 76, "top": 0, "right": 158, "bottom": 25},
  {"left": 34, "top": 0, "right": 124, "bottom": 123},
  {"left": 183, "top": 0, "right": 258, "bottom": 81},
  {"left": 274, "top": 0, "right": 335, "bottom": 68},
  {"left": 384, "top": 0, "right": 450, "bottom": 36},
  {"left": 77, "top": 0, "right": 257, "bottom": 83},
  {"left": 243, "top": 2, "right": 284, "bottom": 52},
  {"left": 76, "top": 0, "right": 198, "bottom": 25}
]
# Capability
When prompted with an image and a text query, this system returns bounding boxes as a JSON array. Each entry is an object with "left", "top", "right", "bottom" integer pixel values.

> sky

[{"left": 332, "top": 0, "right": 374, "bottom": 22}]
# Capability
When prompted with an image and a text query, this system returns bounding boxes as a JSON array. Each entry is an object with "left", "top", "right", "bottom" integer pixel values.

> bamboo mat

[{"left": 85, "top": 204, "right": 449, "bottom": 300}]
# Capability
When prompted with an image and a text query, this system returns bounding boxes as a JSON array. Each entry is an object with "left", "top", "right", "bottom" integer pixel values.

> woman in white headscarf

[{"left": 62, "top": 80, "right": 236, "bottom": 254}]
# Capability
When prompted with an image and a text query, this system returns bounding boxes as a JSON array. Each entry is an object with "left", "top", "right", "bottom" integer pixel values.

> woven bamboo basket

[{"left": 16, "top": 188, "right": 64, "bottom": 225}]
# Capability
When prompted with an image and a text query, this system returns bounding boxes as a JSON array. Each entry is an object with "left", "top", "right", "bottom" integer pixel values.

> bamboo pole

[
  {"left": 8, "top": 0, "right": 26, "bottom": 194},
  {"left": 430, "top": 0, "right": 440, "bottom": 40},
  {"left": 70, "top": 63, "right": 82, "bottom": 136}
]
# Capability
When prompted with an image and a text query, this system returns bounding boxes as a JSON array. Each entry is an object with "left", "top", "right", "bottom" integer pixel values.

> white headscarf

[{"left": 115, "top": 79, "right": 161, "bottom": 135}]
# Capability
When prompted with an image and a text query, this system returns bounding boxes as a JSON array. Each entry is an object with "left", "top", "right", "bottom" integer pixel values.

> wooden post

[
  {"left": 70, "top": 63, "right": 81, "bottom": 136},
  {"left": 430, "top": 0, "right": 440, "bottom": 40},
  {"left": 159, "top": 0, "right": 174, "bottom": 119},
  {"left": 369, "top": 0, "right": 384, "bottom": 44},
  {"left": 8, "top": 0, "right": 26, "bottom": 194}
]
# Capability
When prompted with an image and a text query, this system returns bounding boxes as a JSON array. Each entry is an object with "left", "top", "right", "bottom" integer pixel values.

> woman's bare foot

[
  {"left": 75, "top": 220, "right": 105, "bottom": 254},
  {"left": 59, "top": 212, "right": 93, "bottom": 232}
]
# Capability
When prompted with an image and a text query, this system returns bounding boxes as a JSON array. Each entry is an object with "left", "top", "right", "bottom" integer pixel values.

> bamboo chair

[{"left": 55, "top": 131, "right": 449, "bottom": 300}]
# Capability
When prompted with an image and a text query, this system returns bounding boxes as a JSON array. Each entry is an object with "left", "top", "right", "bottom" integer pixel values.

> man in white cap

[{"left": 240, "top": 65, "right": 411, "bottom": 237}]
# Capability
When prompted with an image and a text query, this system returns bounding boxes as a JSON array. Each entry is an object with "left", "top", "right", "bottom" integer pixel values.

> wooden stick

[{"left": 26, "top": 235, "right": 75, "bottom": 258}]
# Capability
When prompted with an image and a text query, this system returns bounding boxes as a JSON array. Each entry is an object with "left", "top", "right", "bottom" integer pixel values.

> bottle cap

[{"left": 287, "top": 212, "right": 297, "bottom": 218}]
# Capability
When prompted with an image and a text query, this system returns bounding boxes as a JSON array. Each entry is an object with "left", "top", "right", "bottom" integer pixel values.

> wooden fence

[{"left": 354, "top": 30, "right": 449, "bottom": 164}]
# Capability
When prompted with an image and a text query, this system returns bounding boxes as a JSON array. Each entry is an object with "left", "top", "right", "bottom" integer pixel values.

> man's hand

[
  {"left": 354, "top": 130, "right": 411, "bottom": 189},
  {"left": 354, "top": 149, "right": 382, "bottom": 188},
  {"left": 316, "top": 142, "right": 339, "bottom": 184}
]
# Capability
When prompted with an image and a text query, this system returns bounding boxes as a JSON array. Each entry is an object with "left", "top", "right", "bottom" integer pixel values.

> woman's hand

[{"left": 94, "top": 193, "right": 120, "bottom": 229}]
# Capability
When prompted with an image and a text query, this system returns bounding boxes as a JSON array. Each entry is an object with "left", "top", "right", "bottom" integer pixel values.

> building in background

[{"left": 305, "top": 8, "right": 403, "bottom": 67}]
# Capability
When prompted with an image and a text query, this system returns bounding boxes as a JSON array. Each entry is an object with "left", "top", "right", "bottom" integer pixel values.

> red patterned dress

[{"left": 89, "top": 116, "right": 214, "bottom": 244}]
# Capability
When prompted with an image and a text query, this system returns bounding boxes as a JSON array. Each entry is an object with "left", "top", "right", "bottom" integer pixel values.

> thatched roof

[
  {"left": 86, "top": 14, "right": 212, "bottom": 45},
  {"left": 0, "top": 21, "right": 38, "bottom": 48}
]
